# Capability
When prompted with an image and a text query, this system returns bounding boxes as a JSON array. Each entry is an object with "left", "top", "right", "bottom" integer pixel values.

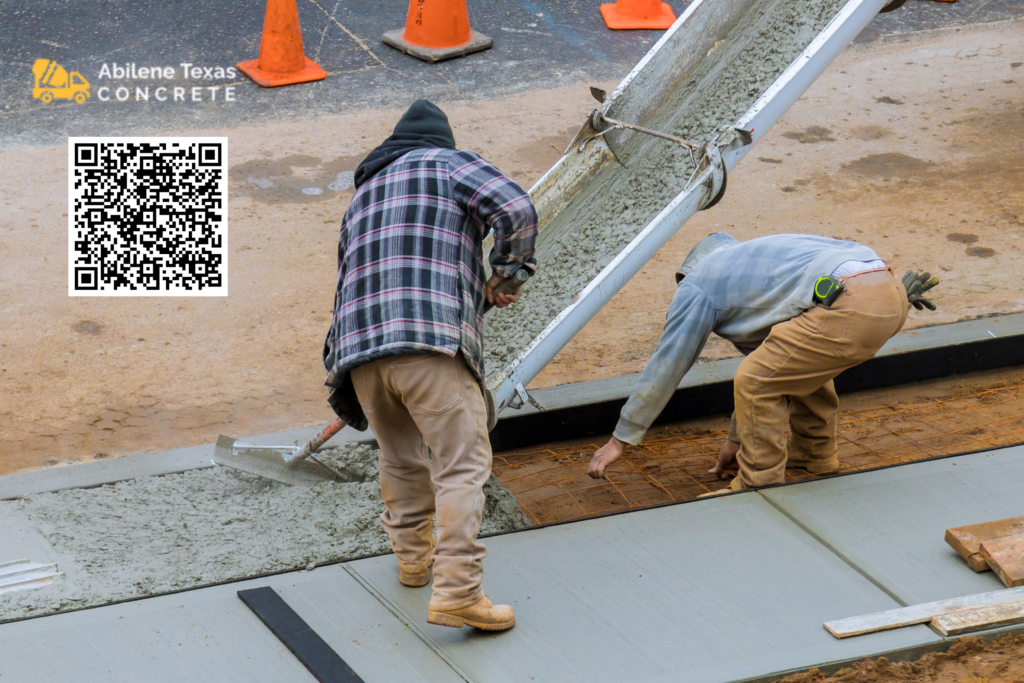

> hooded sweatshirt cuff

[{"left": 613, "top": 417, "right": 648, "bottom": 446}]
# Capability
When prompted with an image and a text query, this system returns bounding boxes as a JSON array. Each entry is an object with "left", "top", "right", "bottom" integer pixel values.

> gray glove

[{"left": 902, "top": 270, "right": 940, "bottom": 311}]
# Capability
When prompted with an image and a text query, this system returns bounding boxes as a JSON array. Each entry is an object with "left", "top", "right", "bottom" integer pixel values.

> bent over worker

[
  {"left": 588, "top": 233, "right": 938, "bottom": 492},
  {"left": 323, "top": 100, "right": 537, "bottom": 631}
]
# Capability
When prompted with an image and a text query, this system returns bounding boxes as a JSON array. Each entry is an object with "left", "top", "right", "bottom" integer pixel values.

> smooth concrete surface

[
  {"left": 349, "top": 493, "right": 937, "bottom": 683},
  {"left": 763, "top": 445, "right": 1024, "bottom": 606},
  {"left": 0, "top": 486, "right": 943, "bottom": 683},
  {"left": 0, "top": 565, "right": 463, "bottom": 683}
]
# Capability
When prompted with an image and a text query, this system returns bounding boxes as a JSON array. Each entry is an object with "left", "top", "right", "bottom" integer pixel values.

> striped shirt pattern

[{"left": 324, "top": 148, "right": 537, "bottom": 393}]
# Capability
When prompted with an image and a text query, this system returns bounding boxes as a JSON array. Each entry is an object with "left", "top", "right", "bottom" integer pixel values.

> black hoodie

[{"left": 353, "top": 99, "right": 457, "bottom": 189}]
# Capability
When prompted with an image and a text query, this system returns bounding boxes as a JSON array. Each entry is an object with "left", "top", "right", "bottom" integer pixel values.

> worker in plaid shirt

[{"left": 323, "top": 100, "right": 536, "bottom": 632}]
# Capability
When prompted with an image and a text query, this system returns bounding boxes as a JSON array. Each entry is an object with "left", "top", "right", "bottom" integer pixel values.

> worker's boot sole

[{"left": 427, "top": 610, "right": 516, "bottom": 631}]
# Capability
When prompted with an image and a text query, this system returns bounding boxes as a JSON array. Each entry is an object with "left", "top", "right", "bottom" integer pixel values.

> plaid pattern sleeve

[
  {"left": 447, "top": 152, "right": 538, "bottom": 278},
  {"left": 323, "top": 148, "right": 537, "bottom": 426}
]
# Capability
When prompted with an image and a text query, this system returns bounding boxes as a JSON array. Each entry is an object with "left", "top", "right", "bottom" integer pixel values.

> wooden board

[
  {"left": 945, "top": 517, "right": 1024, "bottom": 573},
  {"left": 824, "top": 586, "right": 1024, "bottom": 638},
  {"left": 932, "top": 599, "right": 1024, "bottom": 636},
  {"left": 981, "top": 535, "right": 1024, "bottom": 588}
]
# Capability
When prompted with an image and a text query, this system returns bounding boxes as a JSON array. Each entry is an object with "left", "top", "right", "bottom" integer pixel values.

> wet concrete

[
  {"left": 482, "top": 0, "right": 847, "bottom": 374},
  {"left": 0, "top": 442, "right": 530, "bottom": 621}
]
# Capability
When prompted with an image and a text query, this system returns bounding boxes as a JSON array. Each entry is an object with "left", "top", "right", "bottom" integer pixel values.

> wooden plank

[
  {"left": 945, "top": 517, "right": 1024, "bottom": 572},
  {"left": 967, "top": 554, "right": 990, "bottom": 572},
  {"left": 238, "top": 586, "right": 365, "bottom": 683},
  {"left": 824, "top": 586, "right": 1024, "bottom": 638},
  {"left": 981, "top": 535, "right": 1024, "bottom": 588},
  {"left": 932, "top": 599, "right": 1024, "bottom": 636}
]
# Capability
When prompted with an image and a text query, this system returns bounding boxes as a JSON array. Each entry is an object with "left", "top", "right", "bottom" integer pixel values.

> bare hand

[
  {"left": 486, "top": 275, "right": 523, "bottom": 309},
  {"left": 709, "top": 439, "right": 740, "bottom": 479},
  {"left": 589, "top": 437, "right": 626, "bottom": 479}
]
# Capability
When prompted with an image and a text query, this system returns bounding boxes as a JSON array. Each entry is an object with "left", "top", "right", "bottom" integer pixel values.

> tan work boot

[
  {"left": 427, "top": 595, "right": 515, "bottom": 631},
  {"left": 397, "top": 532, "right": 436, "bottom": 587},
  {"left": 399, "top": 562, "right": 432, "bottom": 587}
]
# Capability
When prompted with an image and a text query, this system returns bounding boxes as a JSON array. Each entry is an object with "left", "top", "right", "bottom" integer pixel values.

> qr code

[{"left": 68, "top": 137, "right": 228, "bottom": 296}]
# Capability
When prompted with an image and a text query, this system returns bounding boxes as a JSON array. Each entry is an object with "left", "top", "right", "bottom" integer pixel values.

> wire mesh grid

[{"left": 493, "top": 381, "right": 1024, "bottom": 525}]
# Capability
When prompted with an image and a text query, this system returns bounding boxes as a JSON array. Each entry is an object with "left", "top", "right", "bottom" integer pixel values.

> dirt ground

[
  {"left": 778, "top": 634, "right": 1024, "bottom": 683},
  {"left": 1, "top": 21, "right": 1021, "bottom": 474}
]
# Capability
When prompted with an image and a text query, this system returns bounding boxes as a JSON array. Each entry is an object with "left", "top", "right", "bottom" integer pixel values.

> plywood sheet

[{"left": 0, "top": 566, "right": 462, "bottom": 683}]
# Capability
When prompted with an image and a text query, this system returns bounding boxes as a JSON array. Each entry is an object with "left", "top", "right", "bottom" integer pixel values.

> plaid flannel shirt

[{"left": 323, "top": 148, "right": 537, "bottom": 427}]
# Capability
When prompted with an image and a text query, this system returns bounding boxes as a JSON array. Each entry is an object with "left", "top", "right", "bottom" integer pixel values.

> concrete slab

[
  {"left": 0, "top": 507, "right": 86, "bottom": 597},
  {"left": 348, "top": 493, "right": 937, "bottom": 683},
  {"left": 762, "top": 446, "right": 1024, "bottom": 607},
  {"left": 0, "top": 423, "right": 372, "bottom": 500},
  {"left": 0, "top": 565, "right": 461, "bottom": 683}
]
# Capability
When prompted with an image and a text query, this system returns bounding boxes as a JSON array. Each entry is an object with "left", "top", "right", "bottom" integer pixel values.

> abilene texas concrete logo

[
  {"left": 32, "top": 59, "right": 91, "bottom": 104},
  {"left": 31, "top": 59, "right": 237, "bottom": 105}
]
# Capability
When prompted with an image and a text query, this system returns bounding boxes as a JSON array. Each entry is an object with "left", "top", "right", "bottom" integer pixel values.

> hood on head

[
  {"left": 389, "top": 99, "right": 456, "bottom": 149},
  {"left": 675, "top": 232, "right": 737, "bottom": 283},
  {"left": 353, "top": 100, "right": 457, "bottom": 189}
]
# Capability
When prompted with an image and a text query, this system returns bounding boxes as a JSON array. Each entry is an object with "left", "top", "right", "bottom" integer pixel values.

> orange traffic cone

[
  {"left": 382, "top": 0, "right": 493, "bottom": 63},
  {"left": 238, "top": 0, "right": 327, "bottom": 87},
  {"left": 601, "top": 0, "right": 676, "bottom": 30}
]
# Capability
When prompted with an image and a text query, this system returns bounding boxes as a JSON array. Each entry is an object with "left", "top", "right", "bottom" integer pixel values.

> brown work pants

[
  {"left": 351, "top": 352, "right": 491, "bottom": 610},
  {"left": 730, "top": 269, "right": 909, "bottom": 490}
]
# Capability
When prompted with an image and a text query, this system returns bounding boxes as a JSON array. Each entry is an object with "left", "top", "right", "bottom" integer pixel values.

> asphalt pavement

[{"left": 0, "top": 0, "right": 1020, "bottom": 147}]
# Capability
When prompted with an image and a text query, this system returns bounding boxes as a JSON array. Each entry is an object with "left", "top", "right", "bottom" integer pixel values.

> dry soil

[{"left": 778, "top": 634, "right": 1024, "bottom": 683}]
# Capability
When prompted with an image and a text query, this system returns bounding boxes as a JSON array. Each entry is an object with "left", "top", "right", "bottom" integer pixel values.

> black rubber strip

[{"left": 238, "top": 586, "right": 364, "bottom": 683}]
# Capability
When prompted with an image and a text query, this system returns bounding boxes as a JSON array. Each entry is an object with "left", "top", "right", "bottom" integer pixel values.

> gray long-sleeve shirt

[{"left": 613, "top": 233, "right": 880, "bottom": 445}]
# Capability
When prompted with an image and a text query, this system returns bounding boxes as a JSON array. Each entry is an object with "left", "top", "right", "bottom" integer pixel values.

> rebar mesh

[{"left": 493, "top": 381, "right": 1024, "bottom": 525}]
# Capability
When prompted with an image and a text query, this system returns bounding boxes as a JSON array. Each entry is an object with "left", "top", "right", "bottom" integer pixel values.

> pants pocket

[
  {"left": 833, "top": 310, "right": 903, "bottom": 362},
  {"left": 393, "top": 354, "right": 464, "bottom": 415},
  {"left": 351, "top": 364, "right": 373, "bottom": 413}
]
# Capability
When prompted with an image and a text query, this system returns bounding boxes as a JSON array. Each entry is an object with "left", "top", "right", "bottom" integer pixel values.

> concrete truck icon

[{"left": 32, "top": 59, "right": 90, "bottom": 104}]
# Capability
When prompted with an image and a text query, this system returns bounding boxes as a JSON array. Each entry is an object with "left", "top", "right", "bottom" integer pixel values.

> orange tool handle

[{"left": 296, "top": 417, "right": 346, "bottom": 460}]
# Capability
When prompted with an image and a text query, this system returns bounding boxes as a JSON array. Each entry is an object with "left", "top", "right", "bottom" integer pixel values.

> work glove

[{"left": 902, "top": 270, "right": 940, "bottom": 311}]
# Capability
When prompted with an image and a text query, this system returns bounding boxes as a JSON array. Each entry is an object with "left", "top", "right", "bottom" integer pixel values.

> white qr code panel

[{"left": 68, "top": 137, "right": 228, "bottom": 296}]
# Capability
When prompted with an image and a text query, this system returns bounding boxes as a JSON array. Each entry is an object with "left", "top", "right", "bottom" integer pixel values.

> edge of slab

[
  {"left": 3, "top": 313, "right": 1022, "bottom": 500},
  {"left": 734, "top": 623, "right": 1024, "bottom": 683}
]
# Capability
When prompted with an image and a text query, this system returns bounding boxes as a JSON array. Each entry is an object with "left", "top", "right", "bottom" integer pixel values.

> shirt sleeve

[
  {"left": 323, "top": 213, "right": 351, "bottom": 381},
  {"left": 613, "top": 283, "right": 717, "bottom": 445},
  {"left": 448, "top": 151, "right": 538, "bottom": 278}
]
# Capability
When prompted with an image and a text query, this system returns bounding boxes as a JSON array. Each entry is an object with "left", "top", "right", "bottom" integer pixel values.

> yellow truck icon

[{"left": 32, "top": 59, "right": 90, "bottom": 104}]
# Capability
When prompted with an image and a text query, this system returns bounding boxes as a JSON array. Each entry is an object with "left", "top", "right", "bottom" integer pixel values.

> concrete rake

[{"left": 213, "top": 418, "right": 347, "bottom": 486}]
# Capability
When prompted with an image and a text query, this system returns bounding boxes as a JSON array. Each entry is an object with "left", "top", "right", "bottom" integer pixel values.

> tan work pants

[
  {"left": 731, "top": 269, "right": 909, "bottom": 490},
  {"left": 351, "top": 352, "right": 491, "bottom": 610}
]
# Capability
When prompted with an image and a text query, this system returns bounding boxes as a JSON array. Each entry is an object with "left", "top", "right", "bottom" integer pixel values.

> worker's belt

[{"left": 812, "top": 276, "right": 844, "bottom": 307}]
